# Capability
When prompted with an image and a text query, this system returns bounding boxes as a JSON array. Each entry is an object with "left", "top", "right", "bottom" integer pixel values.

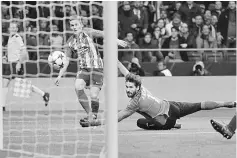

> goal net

[{"left": 1, "top": 1, "right": 116, "bottom": 158}]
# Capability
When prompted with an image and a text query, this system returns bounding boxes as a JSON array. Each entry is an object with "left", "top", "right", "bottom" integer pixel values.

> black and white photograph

[{"left": 0, "top": 1, "right": 236, "bottom": 158}]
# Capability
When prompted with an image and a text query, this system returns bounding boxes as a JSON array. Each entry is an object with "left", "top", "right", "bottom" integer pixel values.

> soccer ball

[{"left": 48, "top": 51, "right": 67, "bottom": 70}]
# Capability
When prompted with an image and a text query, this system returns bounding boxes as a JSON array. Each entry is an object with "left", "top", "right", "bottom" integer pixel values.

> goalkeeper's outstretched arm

[{"left": 117, "top": 60, "right": 130, "bottom": 77}]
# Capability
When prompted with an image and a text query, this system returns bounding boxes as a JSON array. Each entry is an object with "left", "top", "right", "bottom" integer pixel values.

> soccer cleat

[
  {"left": 173, "top": 123, "right": 181, "bottom": 129},
  {"left": 210, "top": 119, "right": 235, "bottom": 139},
  {"left": 43, "top": 92, "right": 50, "bottom": 107},
  {"left": 80, "top": 114, "right": 97, "bottom": 122}
]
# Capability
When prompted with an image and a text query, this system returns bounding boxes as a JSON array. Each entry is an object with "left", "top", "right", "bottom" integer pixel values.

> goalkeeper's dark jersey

[{"left": 66, "top": 32, "right": 103, "bottom": 69}]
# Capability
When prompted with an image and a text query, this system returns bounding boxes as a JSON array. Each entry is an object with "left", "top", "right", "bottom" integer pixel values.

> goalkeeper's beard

[{"left": 126, "top": 90, "right": 137, "bottom": 98}]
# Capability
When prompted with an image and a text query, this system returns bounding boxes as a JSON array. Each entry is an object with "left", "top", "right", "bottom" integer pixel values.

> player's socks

[
  {"left": 91, "top": 98, "right": 99, "bottom": 118},
  {"left": 227, "top": 115, "right": 236, "bottom": 133},
  {"left": 32, "top": 85, "right": 45, "bottom": 96},
  {"left": 201, "top": 101, "right": 235, "bottom": 110},
  {"left": 2, "top": 88, "right": 8, "bottom": 111},
  {"left": 76, "top": 89, "right": 90, "bottom": 114}
]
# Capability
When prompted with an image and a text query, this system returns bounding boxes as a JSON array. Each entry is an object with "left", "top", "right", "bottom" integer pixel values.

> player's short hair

[
  {"left": 69, "top": 15, "right": 82, "bottom": 23},
  {"left": 9, "top": 21, "right": 19, "bottom": 27},
  {"left": 125, "top": 73, "right": 142, "bottom": 88}
]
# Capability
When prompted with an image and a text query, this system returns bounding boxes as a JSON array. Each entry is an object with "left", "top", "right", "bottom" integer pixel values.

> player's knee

[
  {"left": 137, "top": 118, "right": 148, "bottom": 129},
  {"left": 75, "top": 79, "right": 86, "bottom": 90},
  {"left": 90, "top": 89, "right": 100, "bottom": 99}
]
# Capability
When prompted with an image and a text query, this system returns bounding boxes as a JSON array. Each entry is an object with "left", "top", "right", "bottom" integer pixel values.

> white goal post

[{"left": 104, "top": 1, "right": 118, "bottom": 158}]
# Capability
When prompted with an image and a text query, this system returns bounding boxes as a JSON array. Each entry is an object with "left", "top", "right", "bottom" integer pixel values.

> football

[{"left": 48, "top": 51, "right": 67, "bottom": 70}]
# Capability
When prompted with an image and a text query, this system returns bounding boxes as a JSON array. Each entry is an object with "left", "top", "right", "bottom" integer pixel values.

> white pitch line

[
  {"left": 2, "top": 117, "right": 232, "bottom": 123},
  {"left": 3, "top": 131, "right": 219, "bottom": 138}
]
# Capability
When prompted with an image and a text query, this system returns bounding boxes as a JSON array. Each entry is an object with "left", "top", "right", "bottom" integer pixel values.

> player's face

[
  {"left": 229, "top": 2, "right": 236, "bottom": 10},
  {"left": 70, "top": 20, "right": 83, "bottom": 34},
  {"left": 125, "top": 82, "right": 139, "bottom": 98},
  {"left": 9, "top": 23, "right": 18, "bottom": 34}
]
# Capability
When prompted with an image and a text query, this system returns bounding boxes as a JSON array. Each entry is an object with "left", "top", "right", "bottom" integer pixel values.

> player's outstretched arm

[
  {"left": 83, "top": 27, "right": 128, "bottom": 47},
  {"left": 118, "top": 60, "right": 130, "bottom": 77}
]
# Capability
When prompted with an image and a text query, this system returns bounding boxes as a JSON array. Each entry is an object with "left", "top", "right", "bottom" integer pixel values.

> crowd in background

[{"left": 1, "top": 1, "right": 236, "bottom": 69}]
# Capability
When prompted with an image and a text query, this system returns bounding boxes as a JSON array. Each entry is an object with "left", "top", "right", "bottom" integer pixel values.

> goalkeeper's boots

[
  {"left": 210, "top": 119, "right": 235, "bottom": 139},
  {"left": 43, "top": 92, "right": 50, "bottom": 106}
]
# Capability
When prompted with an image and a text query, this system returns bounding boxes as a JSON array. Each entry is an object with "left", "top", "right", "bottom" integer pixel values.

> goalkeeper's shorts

[
  {"left": 76, "top": 68, "right": 103, "bottom": 88},
  {"left": 3, "top": 62, "right": 24, "bottom": 79}
]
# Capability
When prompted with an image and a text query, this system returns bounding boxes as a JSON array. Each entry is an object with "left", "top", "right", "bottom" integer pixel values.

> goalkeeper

[
  {"left": 55, "top": 16, "right": 127, "bottom": 121},
  {"left": 80, "top": 61, "right": 236, "bottom": 130},
  {"left": 3, "top": 21, "right": 50, "bottom": 108}
]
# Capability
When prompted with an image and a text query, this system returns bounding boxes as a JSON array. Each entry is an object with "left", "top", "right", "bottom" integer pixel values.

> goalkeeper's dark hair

[{"left": 125, "top": 73, "right": 142, "bottom": 88}]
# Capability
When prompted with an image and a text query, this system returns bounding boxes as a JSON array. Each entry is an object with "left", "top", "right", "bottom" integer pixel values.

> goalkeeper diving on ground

[
  {"left": 80, "top": 61, "right": 236, "bottom": 130},
  {"left": 2, "top": 21, "right": 50, "bottom": 108}
]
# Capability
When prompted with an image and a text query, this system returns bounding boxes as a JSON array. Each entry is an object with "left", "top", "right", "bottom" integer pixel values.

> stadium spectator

[
  {"left": 153, "top": 60, "right": 172, "bottom": 76},
  {"left": 211, "top": 14, "right": 218, "bottom": 29},
  {"left": 204, "top": 10, "right": 212, "bottom": 19},
  {"left": 160, "top": 9, "right": 170, "bottom": 26},
  {"left": 26, "top": 27, "right": 37, "bottom": 60},
  {"left": 199, "top": 4, "right": 206, "bottom": 15},
  {"left": 152, "top": 19, "right": 169, "bottom": 47},
  {"left": 38, "top": 1, "right": 50, "bottom": 18},
  {"left": 121, "top": 32, "right": 141, "bottom": 63},
  {"left": 190, "top": 14, "right": 204, "bottom": 39},
  {"left": 132, "top": 1, "right": 149, "bottom": 38},
  {"left": 192, "top": 61, "right": 211, "bottom": 76},
  {"left": 196, "top": 24, "right": 217, "bottom": 58},
  {"left": 50, "top": 24, "right": 63, "bottom": 51},
  {"left": 166, "top": 13, "right": 183, "bottom": 37},
  {"left": 179, "top": 23, "right": 196, "bottom": 61},
  {"left": 178, "top": 1, "right": 202, "bottom": 26},
  {"left": 212, "top": 1, "right": 224, "bottom": 18},
  {"left": 138, "top": 33, "right": 160, "bottom": 62},
  {"left": 118, "top": 2, "right": 140, "bottom": 40},
  {"left": 162, "top": 27, "right": 188, "bottom": 62},
  {"left": 204, "top": 16, "right": 216, "bottom": 40},
  {"left": 128, "top": 57, "right": 145, "bottom": 76},
  {"left": 217, "top": 1, "right": 236, "bottom": 49},
  {"left": 92, "top": 4, "right": 103, "bottom": 30}
]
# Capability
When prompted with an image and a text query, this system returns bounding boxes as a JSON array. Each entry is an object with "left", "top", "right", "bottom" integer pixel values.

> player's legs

[
  {"left": 90, "top": 86, "right": 100, "bottom": 117},
  {"left": 201, "top": 101, "right": 236, "bottom": 110},
  {"left": 137, "top": 117, "right": 180, "bottom": 130},
  {"left": 169, "top": 101, "right": 236, "bottom": 119},
  {"left": 90, "top": 69, "right": 103, "bottom": 118},
  {"left": 75, "top": 78, "right": 91, "bottom": 114}
]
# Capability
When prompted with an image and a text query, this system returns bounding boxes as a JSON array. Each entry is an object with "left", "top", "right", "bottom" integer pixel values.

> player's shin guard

[
  {"left": 91, "top": 98, "right": 99, "bottom": 117},
  {"left": 201, "top": 101, "right": 235, "bottom": 110},
  {"left": 76, "top": 89, "right": 90, "bottom": 114},
  {"left": 227, "top": 115, "right": 236, "bottom": 133}
]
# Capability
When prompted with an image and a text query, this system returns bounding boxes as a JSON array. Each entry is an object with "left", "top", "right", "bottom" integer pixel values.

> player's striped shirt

[
  {"left": 66, "top": 31, "right": 103, "bottom": 69},
  {"left": 126, "top": 86, "right": 170, "bottom": 118},
  {"left": 7, "top": 33, "right": 28, "bottom": 62}
]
